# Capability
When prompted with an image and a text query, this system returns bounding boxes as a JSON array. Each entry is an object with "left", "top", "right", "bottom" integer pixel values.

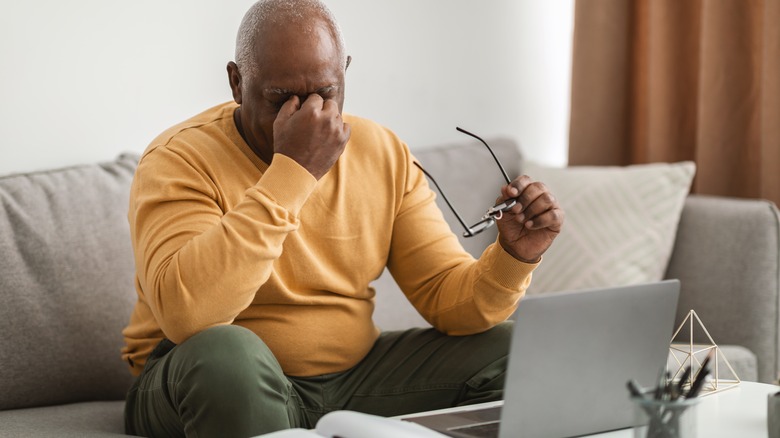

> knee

[
  {"left": 171, "top": 325, "right": 287, "bottom": 392},
  {"left": 161, "top": 326, "right": 297, "bottom": 435},
  {"left": 181, "top": 325, "right": 270, "bottom": 359},
  {"left": 490, "top": 320, "right": 514, "bottom": 338},
  {"left": 478, "top": 321, "right": 514, "bottom": 355}
]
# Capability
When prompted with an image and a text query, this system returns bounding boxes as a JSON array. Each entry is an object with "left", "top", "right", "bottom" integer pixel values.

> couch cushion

[
  {"left": 0, "top": 401, "right": 128, "bottom": 437},
  {"left": 522, "top": 161, "right": 695, "bottom": 294},
  {"left": 0, "top": 154, "right": 139, "bottom": 410}
]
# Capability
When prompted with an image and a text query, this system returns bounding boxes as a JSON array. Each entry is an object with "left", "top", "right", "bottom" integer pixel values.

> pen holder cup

[
  {"left": 768, "top": 393, "right": 780, "bottom": 438},
  {"left": 632, "top": 397, "right": 699, "bottom": 438}
]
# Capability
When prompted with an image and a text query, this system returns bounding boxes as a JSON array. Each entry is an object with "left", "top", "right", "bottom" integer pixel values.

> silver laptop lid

[{"left": 501, "top": 280, "right": 680, "bottom": 438}]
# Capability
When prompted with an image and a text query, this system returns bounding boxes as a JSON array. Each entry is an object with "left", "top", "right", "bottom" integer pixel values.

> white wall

[{"left": 0, "top": 0, "right": 573, "bottom": 177}]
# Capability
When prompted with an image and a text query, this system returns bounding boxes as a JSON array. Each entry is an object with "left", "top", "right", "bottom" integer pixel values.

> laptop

[{"left": 403, "top": 280, "right": 680, "bottom": 438}]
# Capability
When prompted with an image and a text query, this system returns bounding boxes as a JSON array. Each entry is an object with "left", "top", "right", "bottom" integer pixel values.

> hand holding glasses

[{"left": 414, "top": 127, "right": 518, "bottom": 238}]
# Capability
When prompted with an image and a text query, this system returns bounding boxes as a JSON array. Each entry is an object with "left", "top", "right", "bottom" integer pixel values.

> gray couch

[{"left": 1, "top": 140, "right": 778, "bottom": 437}]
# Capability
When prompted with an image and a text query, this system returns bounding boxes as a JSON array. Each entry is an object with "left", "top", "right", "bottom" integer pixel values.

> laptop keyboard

[{"left": 446, "top": 420, "right": 500, "bottom": 438}]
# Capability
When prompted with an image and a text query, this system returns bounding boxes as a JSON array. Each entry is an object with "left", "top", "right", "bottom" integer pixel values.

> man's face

[{"left": 229, "top": 21, "right": 347, "bottom": 159}]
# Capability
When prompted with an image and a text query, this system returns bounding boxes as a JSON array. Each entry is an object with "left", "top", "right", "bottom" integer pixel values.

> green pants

[{"left": 124, "top": 322, "right": 512, "bottom": 437}]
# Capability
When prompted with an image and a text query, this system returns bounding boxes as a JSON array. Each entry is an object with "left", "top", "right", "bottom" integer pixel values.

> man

[{"left": 122, "top": 0, "right": 564, "bottom": 437}]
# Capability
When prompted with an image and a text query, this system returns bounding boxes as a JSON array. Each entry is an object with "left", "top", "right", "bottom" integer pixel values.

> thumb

[
  {"left": 341, "top": 121, "right": 352, "bottom": 142},
  {"left": 496, "top": 185, "right": 513, "bottom": 204}
]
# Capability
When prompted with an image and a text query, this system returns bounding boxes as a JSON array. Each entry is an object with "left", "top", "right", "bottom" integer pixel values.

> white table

[
  {"left": 259, "top": 382, "right": 779, "bottom": 437},
  {"left": 400, "top": 381, "right": 779, "bottom": 437},
  {"left": 598, "top": 381, "right": 778, "bottom": 437}
]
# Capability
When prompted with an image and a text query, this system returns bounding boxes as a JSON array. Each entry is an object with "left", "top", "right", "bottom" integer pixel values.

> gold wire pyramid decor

[{"left": 667, "top": 309, "right": 740, "bottom": 396}]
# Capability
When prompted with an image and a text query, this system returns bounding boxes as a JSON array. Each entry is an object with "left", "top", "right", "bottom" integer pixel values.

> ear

[{"left": 227, "top": 61, "right": 243, "bottom": 105}]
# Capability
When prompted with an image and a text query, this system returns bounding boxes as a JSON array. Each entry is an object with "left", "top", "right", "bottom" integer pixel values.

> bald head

[{"left": 235, "top": 0, "right": 347, "bottom": 75}]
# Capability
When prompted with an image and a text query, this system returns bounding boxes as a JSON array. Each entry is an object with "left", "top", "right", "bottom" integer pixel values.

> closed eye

[
  {"left": 264, "top": 85, "right": 340, "bottom": 108},
  {"left": 316, "top": 86, "right": 338, "bottom": 99},
  {"left": 269, "top": 96, "right": 291, "bottom": 109}
]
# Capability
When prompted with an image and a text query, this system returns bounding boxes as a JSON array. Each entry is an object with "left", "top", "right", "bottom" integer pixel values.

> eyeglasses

[{"left": 414, "top": 127, "right": 517, "bottom": 238}]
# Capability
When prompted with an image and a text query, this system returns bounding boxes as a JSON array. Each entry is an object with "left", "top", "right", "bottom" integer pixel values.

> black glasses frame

[{"left": 415, "top": 127, "right": 517, "bottom": 238}]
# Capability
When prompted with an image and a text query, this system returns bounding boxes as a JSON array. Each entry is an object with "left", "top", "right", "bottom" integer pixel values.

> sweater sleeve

[
  {"left": 130, "top": 149, "right": 317, "bottom": 343},
  {"left": 386, "top": 147, "right": 538, "bottom": 335}
]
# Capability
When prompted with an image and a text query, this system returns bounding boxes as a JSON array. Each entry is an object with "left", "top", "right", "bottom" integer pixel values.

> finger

[
  {"left": 495, "top": 175, "right": 533, "bottom": 219},
  {"left": 522, "top": 207, "right": 564, "bottom": 231},
  {"left": 515, "top": 181, "right": 555, "bottom": 215},
  {"left": 507, "top": 175, "right": 533, "bottom": 199},
  {"left": 341, "top": 121, "right": 352, "bottom": 143},
  {"left": 301, "top": 93, "right": 325, "bottom": 110},
  {"left": 520, "top": 190, "right": 560, "bottom": 226},
  {"left": 496, "top": 175, "right": 534, "bottom": 207},
  {"left": 507, "top": 198, "right": 525, "bottom": 216},
  {"left": 275, "top": 95, "right": 301, "bottom": 123},
  {"left": 321, "top": 97, "right": 341, "bottom": 114},
  {"left": 498, "top": 184, "right": 517, "bottom": 202}
]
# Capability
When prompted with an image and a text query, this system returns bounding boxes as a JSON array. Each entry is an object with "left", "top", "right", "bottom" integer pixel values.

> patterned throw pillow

[{"left": 523, "top": 161, "right": 696, "bottom": 294}]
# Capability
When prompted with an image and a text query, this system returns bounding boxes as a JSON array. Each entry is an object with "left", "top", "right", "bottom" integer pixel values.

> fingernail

[
  {"left": 525, "top": 220, "right": 533, "bottom": 228},
  {"left": 510, "top": 187, "right": 519, "bottom": 196}
]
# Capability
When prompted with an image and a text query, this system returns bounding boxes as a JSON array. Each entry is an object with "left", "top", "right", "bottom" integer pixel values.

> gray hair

[{"left": 235, "top": 0, "right": 346, "bottom": 75}]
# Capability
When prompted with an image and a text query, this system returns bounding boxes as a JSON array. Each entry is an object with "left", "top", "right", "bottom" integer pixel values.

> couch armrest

[{"left": 664, "top": 194, "right": 780, "bottom": 383}]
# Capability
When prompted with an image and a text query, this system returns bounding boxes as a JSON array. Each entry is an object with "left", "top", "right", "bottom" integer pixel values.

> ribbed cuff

[
  {"left": 253, "top": 154, "right": 318, "bottom": 216},
  {"left": 487, "top": 242, "right": 540, "bottom": 291}
]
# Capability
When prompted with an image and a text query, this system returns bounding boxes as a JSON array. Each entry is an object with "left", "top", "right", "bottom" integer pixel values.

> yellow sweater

[{"left": 121, "top": 102, "right": 536, "bottom": 377}]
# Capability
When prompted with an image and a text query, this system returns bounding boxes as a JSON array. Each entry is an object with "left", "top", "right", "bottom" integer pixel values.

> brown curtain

[{"left": 569, "top": 0, "right": 780, "bottom": 206}]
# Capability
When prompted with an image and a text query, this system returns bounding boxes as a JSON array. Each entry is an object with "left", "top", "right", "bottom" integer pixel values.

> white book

[{"left": 256, "top": 410, "right": 448, "bottom": 438}]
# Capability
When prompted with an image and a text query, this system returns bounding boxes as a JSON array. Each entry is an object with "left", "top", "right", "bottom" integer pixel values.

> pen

[
  {"left": 627, "top": 379, "right": 646, "bottom": 399},
  {"left": 686, "top": 350, "right": 714, "bottom": 398},
  {"left": 675, "top": 362, "right": 693, "bottom": 395},
  {"left": 653, "top": 368, "right": 667, "bottom": 400},
  {"left": 662, "top": 371, "right": 673, "bottom": 400}
]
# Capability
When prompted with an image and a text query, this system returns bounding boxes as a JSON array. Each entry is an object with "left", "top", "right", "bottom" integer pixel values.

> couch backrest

[
  {"left": 412, "top": 137, "right": 523, "bottom": 257},
  {"left": 0, "top": 154, "right": 139, "bottom": 410},
  {"left": 372, "top": 138, "right": 522, "bottom": 331}
]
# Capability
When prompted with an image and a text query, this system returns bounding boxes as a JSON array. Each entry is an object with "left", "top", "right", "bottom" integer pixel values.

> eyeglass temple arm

[
  {"left": 455, "top": 127, "right": 512, "bottom": 185},
  {"left": 413, "top": 162, "right": 475, "bottom": 237}
]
